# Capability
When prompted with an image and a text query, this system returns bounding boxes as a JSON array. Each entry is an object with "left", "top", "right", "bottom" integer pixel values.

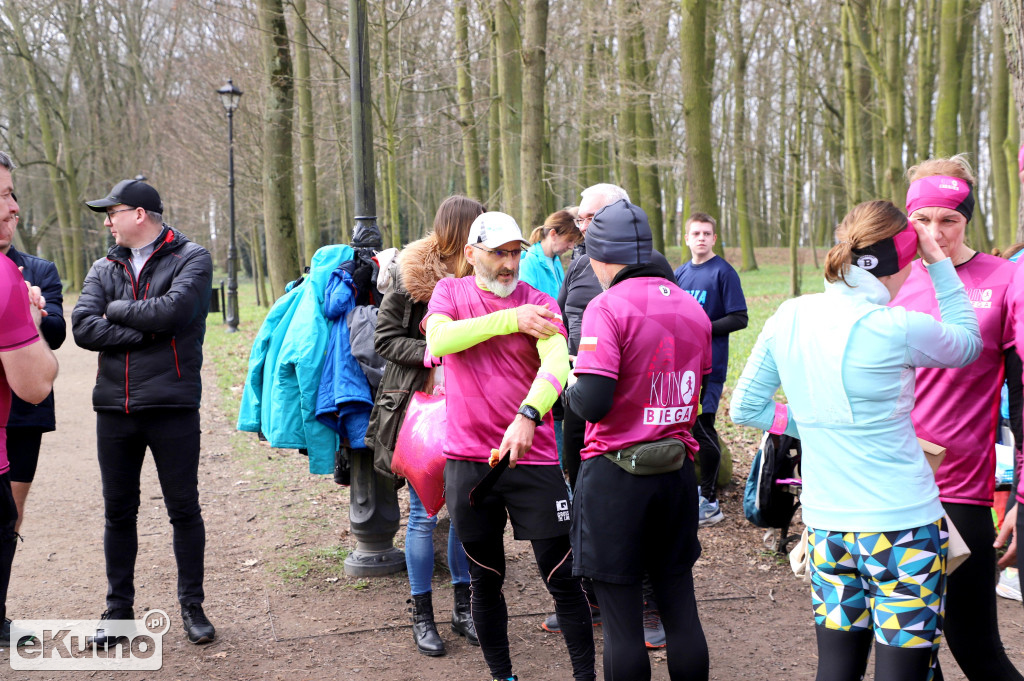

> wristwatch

[{"left": 517, "top": 404, "right": 543, "bottom": 426}]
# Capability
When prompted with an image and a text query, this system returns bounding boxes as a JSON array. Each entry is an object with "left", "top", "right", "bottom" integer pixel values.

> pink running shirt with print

[
  {"left": 427, "top": 276, "right": 565, "bottom": 465},
  {"left": 574, "top": 277, "right": 711, "bottom": 462},
  {"left": 890, "top": 253, "right": 1016, "bottom": 506},
  {"left": 0, "top": 255, "right": 41, "bottom": 475}
]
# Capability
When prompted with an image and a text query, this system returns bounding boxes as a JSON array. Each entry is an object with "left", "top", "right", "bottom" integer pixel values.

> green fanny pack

[{"left": 603, "top": 437, "right": 688, "bottom": 475}]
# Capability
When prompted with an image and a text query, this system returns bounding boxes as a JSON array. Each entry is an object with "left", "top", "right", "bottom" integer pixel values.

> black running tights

[{"left": 462, "top": 534, "right": 595, "bottom": 681}]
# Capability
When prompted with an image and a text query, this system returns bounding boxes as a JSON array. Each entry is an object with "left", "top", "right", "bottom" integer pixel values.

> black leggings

[
  {"left": 591, "top": 571, "right": 708, "bottom": 681},
  {"left": 693, "top": 412, "right": 721, "bottom": 503},
  {"left": 813, "top": 626, "right": 933, "bottom": 681},
  {"left": 562, "top": 404, "right": 585, "bottom": 492},
  {"left": 462, "top": 534, "right": 595, "bottom": 681},
  {"left": 937, "top": 503, "right": 1023, "bottom": 681},
  {"left": 0, "top": 474, "right": 17, "bottom": 622}
]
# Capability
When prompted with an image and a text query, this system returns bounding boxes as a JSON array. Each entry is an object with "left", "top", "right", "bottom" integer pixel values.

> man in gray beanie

[{"left": 563, "top": 199, "right": 712, "bottom": 681}]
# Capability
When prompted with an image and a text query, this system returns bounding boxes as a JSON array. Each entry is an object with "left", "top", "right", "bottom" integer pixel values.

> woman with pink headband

[
  {"left": 733, "top": 200, "right": 981, "bottom": 681},
  {"left": 890, "top": 155, "right": 1024, "bottom": 681}
]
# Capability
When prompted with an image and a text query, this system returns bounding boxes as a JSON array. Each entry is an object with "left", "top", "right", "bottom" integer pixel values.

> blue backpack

[{"left": 744, "top": 432, "right": 802, "bottom": 531}]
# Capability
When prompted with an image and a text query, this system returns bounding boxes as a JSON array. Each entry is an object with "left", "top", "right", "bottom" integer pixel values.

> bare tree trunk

[
  {"left": 615, "top": 0, "right": 639, "bottom": 202},
  {"left": 257, "top": 0, "right": 300, "bottom": 298},
  {"left": 487, "top": 16, "right": 502, "bottom": 207},
  {"left": 630, "top": 9, "right": 664, "bottom": 253},
  {"left": 732, "top": 0, "right": 757, "bottom": 270},
  {"left": 992, "top": 8, "right": 1012, "bottom": 250},
  {"left": 455, "top": 0, "right": 482, "bottom": 201},
  {"left": 680, "top": 0, "right": 720, "bottom": 228},
  {"left": 935, "top": 0, "right": 963, "bottom": 156},
  {"left": 495, "top": 0, "right": 522, "bottom": 216},
  {"left": 915, "top": 0, "right": 938, "bottom": 160},
  {"left": 520, "top": 0, "right": 548, "bottom": 232},
  {"left": 293, "top": 0, "right": 319, "bottom": 264},
  {"left": 380, "top": 3, "right": 402, "bottom": 249}
]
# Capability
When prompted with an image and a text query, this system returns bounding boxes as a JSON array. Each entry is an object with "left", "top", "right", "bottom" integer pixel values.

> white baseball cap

[{"left": 466, "top": 211, "right": 529, "bottom": 248}]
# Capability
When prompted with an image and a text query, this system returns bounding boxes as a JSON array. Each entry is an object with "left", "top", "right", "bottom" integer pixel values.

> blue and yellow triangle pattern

[{"left": 809, "top": 520, "right": 948, "bottom": 650}]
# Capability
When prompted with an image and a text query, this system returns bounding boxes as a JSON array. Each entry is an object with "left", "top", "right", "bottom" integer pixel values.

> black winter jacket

[
  {"left": 72, "top": 226, "right": 212, "bottom": 413},
  {"left": 5, "top": 246, "right": 65, "bottom": 430}
]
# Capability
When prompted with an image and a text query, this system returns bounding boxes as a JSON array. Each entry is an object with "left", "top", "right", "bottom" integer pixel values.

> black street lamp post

[
  {"left": 343, "top": 0, "right": 403, "bottom": 578},
  {"left": 217, "top": 79, "right": 243, "bottom": 333}
]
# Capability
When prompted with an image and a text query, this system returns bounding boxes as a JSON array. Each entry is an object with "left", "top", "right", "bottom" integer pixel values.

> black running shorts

[{"left": 445, "top": 458, "right": 572, "bottom": 543}]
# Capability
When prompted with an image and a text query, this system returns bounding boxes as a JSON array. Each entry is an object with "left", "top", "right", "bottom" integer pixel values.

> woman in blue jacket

[
  {"left": 731, "top": 200, "right": 982, "bottom": 681},
  {"left": 519, "top": 210, "right": 580, "bottom": 299}
]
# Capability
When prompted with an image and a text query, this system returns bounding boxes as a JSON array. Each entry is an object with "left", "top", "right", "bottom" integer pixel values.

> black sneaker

[
  {"left": 1, "top": 618, "right": 36, "bottom": 648},
  {"left": 87, "top": 607, "right": 135, "bottom": 649},
  {"left": 181, "top": 603, "right": 215, "bottom": 644},
  {"left": 539, "top": 604, "right": 602, "bottom": 633}
]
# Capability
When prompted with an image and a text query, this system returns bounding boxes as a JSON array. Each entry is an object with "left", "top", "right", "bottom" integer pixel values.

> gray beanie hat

[{"left": 584, "top": 199, "right": 653, "bottom": 265}]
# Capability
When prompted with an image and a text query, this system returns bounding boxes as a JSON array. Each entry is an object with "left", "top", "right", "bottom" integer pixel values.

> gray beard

[{"left": 482, "top": 274, "right": 518, "bottom": 298}]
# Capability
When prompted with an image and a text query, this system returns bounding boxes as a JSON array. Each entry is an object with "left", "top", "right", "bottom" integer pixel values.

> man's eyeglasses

[
  {"left": 105, "top": 207, "right": 136, "bottom": 219},
  {"left": 573, "top": 215, "right": 593, "bottom": 229},
  {"left": 472, "top": 244, "right": 524, "bottom": 259}
]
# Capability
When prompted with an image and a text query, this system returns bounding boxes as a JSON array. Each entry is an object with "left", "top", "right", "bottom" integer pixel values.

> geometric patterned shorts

[{"left": 809, "top": 519, "right": 948, "bottom": 649}]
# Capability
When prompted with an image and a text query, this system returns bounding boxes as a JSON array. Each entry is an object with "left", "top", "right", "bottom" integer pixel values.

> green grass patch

[{"left": 276, "top": 544, "right": 352, "bottom": 582}]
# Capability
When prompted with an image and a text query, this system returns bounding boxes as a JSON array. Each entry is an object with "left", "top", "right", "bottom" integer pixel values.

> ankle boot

[
  {"left": 451, "top": 583, "right": 478, "bottom": 645},
  {"left": 410, "top": 592, "right": 445, "bottom": 656}
]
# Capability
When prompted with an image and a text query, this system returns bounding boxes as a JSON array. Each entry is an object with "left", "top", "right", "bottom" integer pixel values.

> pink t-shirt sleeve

[
  {"left": 0, "top": 256, "right": 37, "bottom": 351},
  {"left": 426, "top": 277, "right": 457, "bottom": 321}
]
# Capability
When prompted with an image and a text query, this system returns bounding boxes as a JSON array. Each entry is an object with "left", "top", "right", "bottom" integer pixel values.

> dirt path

[{"left": 3, "top": 306, "right": 1023, "bottom": 680}]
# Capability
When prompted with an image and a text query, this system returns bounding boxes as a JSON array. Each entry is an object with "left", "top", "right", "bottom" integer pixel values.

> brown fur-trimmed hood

[{"left": 398, "top": 236, "right": 448, "bottom": 304}]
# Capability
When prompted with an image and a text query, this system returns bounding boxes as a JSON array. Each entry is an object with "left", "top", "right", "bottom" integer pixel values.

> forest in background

[{"left": 3, "top": 0, "right": 1024, "bottom": 302}]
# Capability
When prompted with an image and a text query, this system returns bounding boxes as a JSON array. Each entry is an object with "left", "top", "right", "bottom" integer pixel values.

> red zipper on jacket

[
  {"left": 109, "top": 230, "right": 174, "bottom": 414},
  {"left": 171, "top": 338, "right": 180, "bottom": 378}
]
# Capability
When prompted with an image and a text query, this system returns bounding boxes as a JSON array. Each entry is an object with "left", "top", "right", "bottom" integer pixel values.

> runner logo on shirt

[
  {"left": 966, "top": 288, "right": 993, "bottom": 309},
  {"left": 644, "top": 370, "right": 696, "bottom": 425},
  {"left": 555, "top": 499, "right": 570, "bottom": 522},
  {"left": 659, "top": 285, "right": 671, "bottom": 297}
]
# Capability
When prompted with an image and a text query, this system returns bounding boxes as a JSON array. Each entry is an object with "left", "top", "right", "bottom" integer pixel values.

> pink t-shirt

[
  {"left": 0, "top": 255, "right": 41, "bottom": 475},
  {"left": 890, "top": 253, "right": 1016, "bottom": 506},
  {"left": 427, "top": 277, "right": 566, "bottom": 465},
  {"left": 574, "top": 277, "right": 712, "bottom": 461},
  {"left": 1009, "top": 264, "right": 1024, "bottom": 504}
]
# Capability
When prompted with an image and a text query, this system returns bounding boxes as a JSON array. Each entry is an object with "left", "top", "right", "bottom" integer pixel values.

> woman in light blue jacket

[
  {"left": 519, "top": 209, "right": 580, "bottom": 299},
  {"left": 731, "top": 200, "right": 982, "bottom": 681}
]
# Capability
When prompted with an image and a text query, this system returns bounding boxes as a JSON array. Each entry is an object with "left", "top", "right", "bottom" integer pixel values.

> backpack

[{"left": 743, "top": 431, "right": 802, "bottom": 530}]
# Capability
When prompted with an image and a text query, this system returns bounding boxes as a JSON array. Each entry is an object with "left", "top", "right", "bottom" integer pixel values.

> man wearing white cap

[{"left": 424, "top": 212, "right": 595, "bottom": 681}]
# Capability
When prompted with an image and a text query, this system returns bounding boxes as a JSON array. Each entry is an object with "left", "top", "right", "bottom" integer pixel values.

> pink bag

[{"left": 391, "top": 390, "right": 447, "bottom": 517}]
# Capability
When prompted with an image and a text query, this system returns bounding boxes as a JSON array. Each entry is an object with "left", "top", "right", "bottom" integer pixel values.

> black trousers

[
  {"left": 693, "top": 412, "right": 721, "bottom": 503},
  {"left": 0, "top": 473, "right": 17, "bottom": 622},
  {"left": 97, "top": 410, "right": 206, "bottom": 609},
  {"left": 591, "top": 571, "right": 708, "bottom": 681},
  {"left": 937, "top": 502, "right": 1023, "bottom": 681},
  {"left": 462, "top": 534, "right": 595, "bottom": 681},
  {"left": 563, "top": 403, "right": 586, "bottom": 492}
]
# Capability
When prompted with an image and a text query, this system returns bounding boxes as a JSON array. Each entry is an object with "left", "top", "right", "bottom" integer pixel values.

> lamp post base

[{"left": 343, "top": 546, "right": 405, "bottom": 577}]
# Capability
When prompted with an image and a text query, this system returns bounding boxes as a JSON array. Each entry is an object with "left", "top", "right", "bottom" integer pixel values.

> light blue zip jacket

[
  {"left": 731, "top": 260, "right": 982, "bottom": 532},
  {"left": 519, "top": 245, "right": 565, "bottom": 300}
]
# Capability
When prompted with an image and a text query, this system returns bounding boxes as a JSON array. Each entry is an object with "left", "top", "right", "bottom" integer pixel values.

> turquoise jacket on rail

[
  {"left": 730, "top": 260, "right": 981, "bottom": 533},
  {"left": 237, "top": 244, "right": 354, "bottom": 475}
]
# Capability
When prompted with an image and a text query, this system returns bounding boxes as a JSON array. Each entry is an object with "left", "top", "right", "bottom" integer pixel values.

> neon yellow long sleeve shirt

[{"left": 426, "top": 307, "right": 569, "bottom": 416}]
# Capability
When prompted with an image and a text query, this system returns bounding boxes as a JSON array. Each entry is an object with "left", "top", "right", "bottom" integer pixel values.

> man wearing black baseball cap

[{"left": 73, "top": 179, "right": 216, "bottom": 646}]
